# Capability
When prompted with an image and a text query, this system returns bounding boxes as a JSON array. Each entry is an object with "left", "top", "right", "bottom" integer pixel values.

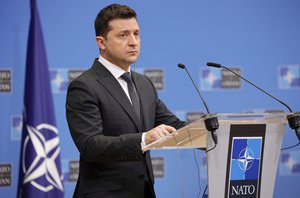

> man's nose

[{"left": 128, "top": 34, "right": 139, "bottom": 45}]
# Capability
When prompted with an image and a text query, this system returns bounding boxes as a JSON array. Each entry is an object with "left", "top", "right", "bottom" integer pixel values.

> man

[{"left": 66, "top": 3, "right": 185, "bottom": 198}]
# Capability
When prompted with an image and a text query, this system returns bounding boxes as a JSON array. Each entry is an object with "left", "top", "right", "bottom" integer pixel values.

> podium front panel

[{"left": 207, "top": 118, "right": 286, "bottom": 198}]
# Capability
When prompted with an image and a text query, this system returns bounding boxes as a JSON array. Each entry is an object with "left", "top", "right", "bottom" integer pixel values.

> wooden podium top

[{"left": 142, "top": 112, "right": 288, "bottom": 152}]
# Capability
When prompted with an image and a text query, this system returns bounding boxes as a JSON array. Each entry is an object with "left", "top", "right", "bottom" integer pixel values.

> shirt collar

[{"left": 98, "top": 55, "right": 131, "bottom": 79}]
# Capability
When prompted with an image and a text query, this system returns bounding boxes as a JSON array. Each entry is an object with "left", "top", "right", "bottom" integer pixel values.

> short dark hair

[{"left": 94, "top": 4, "right": 137, "bottom": 38}]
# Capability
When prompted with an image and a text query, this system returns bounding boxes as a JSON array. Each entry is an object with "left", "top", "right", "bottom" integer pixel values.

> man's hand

[{"left": 144, "top": 124, "right": 176, "bottom": 145}]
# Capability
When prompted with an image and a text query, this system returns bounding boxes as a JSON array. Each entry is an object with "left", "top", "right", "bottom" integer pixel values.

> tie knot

[{"left": 121, "top": 72, "right": 132, "bottom": 83}]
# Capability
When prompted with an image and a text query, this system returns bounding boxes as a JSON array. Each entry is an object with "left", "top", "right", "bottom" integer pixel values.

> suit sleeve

[{"left": 66, "top": 79, "right": 144, "bottom": 163}]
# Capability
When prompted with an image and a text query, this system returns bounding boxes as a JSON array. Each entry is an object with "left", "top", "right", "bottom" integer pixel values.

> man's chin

[{"left": 127, "top": 56, "right": 139, "bottom": 64}]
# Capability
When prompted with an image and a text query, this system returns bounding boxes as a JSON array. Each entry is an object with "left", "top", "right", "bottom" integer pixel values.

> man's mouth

[{"left": 128, "top": 51, "right": 138, "bottom": 56}]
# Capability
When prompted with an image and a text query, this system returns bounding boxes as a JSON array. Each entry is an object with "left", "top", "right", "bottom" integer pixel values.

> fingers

[
  {"left": 163, "top": 125, "right": 176, "bottom": 133},
  {"left": 157, "top": 125, "right": 175, "bottom": 136},
  {"left": 145, "top": 124, "right": 176, "bottom": 145}
]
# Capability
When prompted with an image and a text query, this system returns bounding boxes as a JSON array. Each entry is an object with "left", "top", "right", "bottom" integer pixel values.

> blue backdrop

[{"left": 1, "top": 0, "right": 300, "bottom": 197}]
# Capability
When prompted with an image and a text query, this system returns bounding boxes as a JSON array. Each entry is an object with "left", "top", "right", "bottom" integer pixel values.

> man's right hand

[{"left": 144, "top": 124, "right": 176, "bottom": 145}]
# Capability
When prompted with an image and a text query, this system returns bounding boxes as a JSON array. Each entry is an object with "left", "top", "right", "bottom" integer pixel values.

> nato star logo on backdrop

[
  {"left": 11, "top": 114, "right": 22, "bottom": 141},
  {"left": 50, "top": 69, "right": 69, "bottom": 93},
  {"left": 200, "top": 67, "right": 241, "bottom": 90},
  {"left": 230, "top": 138, "right": 262, "bottom": 180},
  {"left": 278, "top": 65, "right": 300, "bottom": 89},
  {"left": 279, "top": 150, "right": 300, "bottom": 175},
  {"left": 200, "top": 68, "right": 221, "bottom": 90}
]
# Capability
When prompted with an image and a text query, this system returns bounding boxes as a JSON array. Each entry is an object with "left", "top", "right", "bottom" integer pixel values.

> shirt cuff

[{"left": 141, "top": 132, "right": 146, "bottom": 150}]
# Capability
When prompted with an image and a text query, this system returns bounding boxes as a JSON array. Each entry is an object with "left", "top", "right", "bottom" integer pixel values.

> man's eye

[{"left": 120, "top": 34, "right": 126, "bottom": 38}]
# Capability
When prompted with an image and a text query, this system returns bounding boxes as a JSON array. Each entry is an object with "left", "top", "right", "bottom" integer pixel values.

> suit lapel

[{"left": 91, "top": 60, "right": 142, "bottom": 132}]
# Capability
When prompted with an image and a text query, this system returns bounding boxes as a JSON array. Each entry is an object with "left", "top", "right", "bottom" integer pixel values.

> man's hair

[{"left": 94, "top": 4, "right": 137, "bottom": 38}]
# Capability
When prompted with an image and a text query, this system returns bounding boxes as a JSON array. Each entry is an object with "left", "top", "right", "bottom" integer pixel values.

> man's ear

[{"left": 96, "top": 36, "right": 106, "bottom": 51}]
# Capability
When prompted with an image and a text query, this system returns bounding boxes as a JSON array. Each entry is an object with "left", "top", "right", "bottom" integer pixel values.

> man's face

[{"left": 96, "top": 17, "right": 140, "bottom": 71}]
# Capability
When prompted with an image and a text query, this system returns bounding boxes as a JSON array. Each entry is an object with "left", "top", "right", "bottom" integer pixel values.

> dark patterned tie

[{"left": 121, "top": 72, "right": 141, "bottom": 121}]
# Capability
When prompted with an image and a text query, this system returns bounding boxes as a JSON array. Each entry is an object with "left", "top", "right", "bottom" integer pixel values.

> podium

[{"left": 143, "top": 113, "right": 288, "bottom": 198}]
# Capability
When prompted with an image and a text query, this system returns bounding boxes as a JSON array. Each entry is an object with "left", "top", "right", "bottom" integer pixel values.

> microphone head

[
  {"left": 178, "top": 63, "right": 186, "bottom": 69},
  {"left": 207, "top": 62, "right": 221, "bottom": 68}
]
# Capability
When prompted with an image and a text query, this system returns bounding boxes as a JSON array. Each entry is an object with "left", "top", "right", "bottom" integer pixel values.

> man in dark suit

[{"left": 66, "top": 3, "right": 186, "bottom": 198}]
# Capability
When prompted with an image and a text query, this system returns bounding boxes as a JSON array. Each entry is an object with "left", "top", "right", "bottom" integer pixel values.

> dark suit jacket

[{"left": 66, "top": 59, "right": 185, "bottom": 198}]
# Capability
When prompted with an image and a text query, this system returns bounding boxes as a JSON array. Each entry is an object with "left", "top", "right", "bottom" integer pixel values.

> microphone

[
  {"left": 206, "top": 61, "right": 300, "bottom": 141},
  {"left": 178, "top": 63, "right": 219, "bottom": 145}
]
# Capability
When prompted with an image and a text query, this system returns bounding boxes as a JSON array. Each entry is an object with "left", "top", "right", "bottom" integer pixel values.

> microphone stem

[
  {"left": 221, "top": 65, "right": 293, "bottom": 113},
  {"left": 183, "top": 67, "right": 210, "bottom": 114}
]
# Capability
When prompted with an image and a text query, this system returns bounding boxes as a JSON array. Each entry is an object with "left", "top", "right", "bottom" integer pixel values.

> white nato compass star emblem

[
  {"left": 237, "top": 147, "right": 255, "bottom": 172},
  {"left": 22, "top": 123, "right": 63, "bottom": 192}
]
